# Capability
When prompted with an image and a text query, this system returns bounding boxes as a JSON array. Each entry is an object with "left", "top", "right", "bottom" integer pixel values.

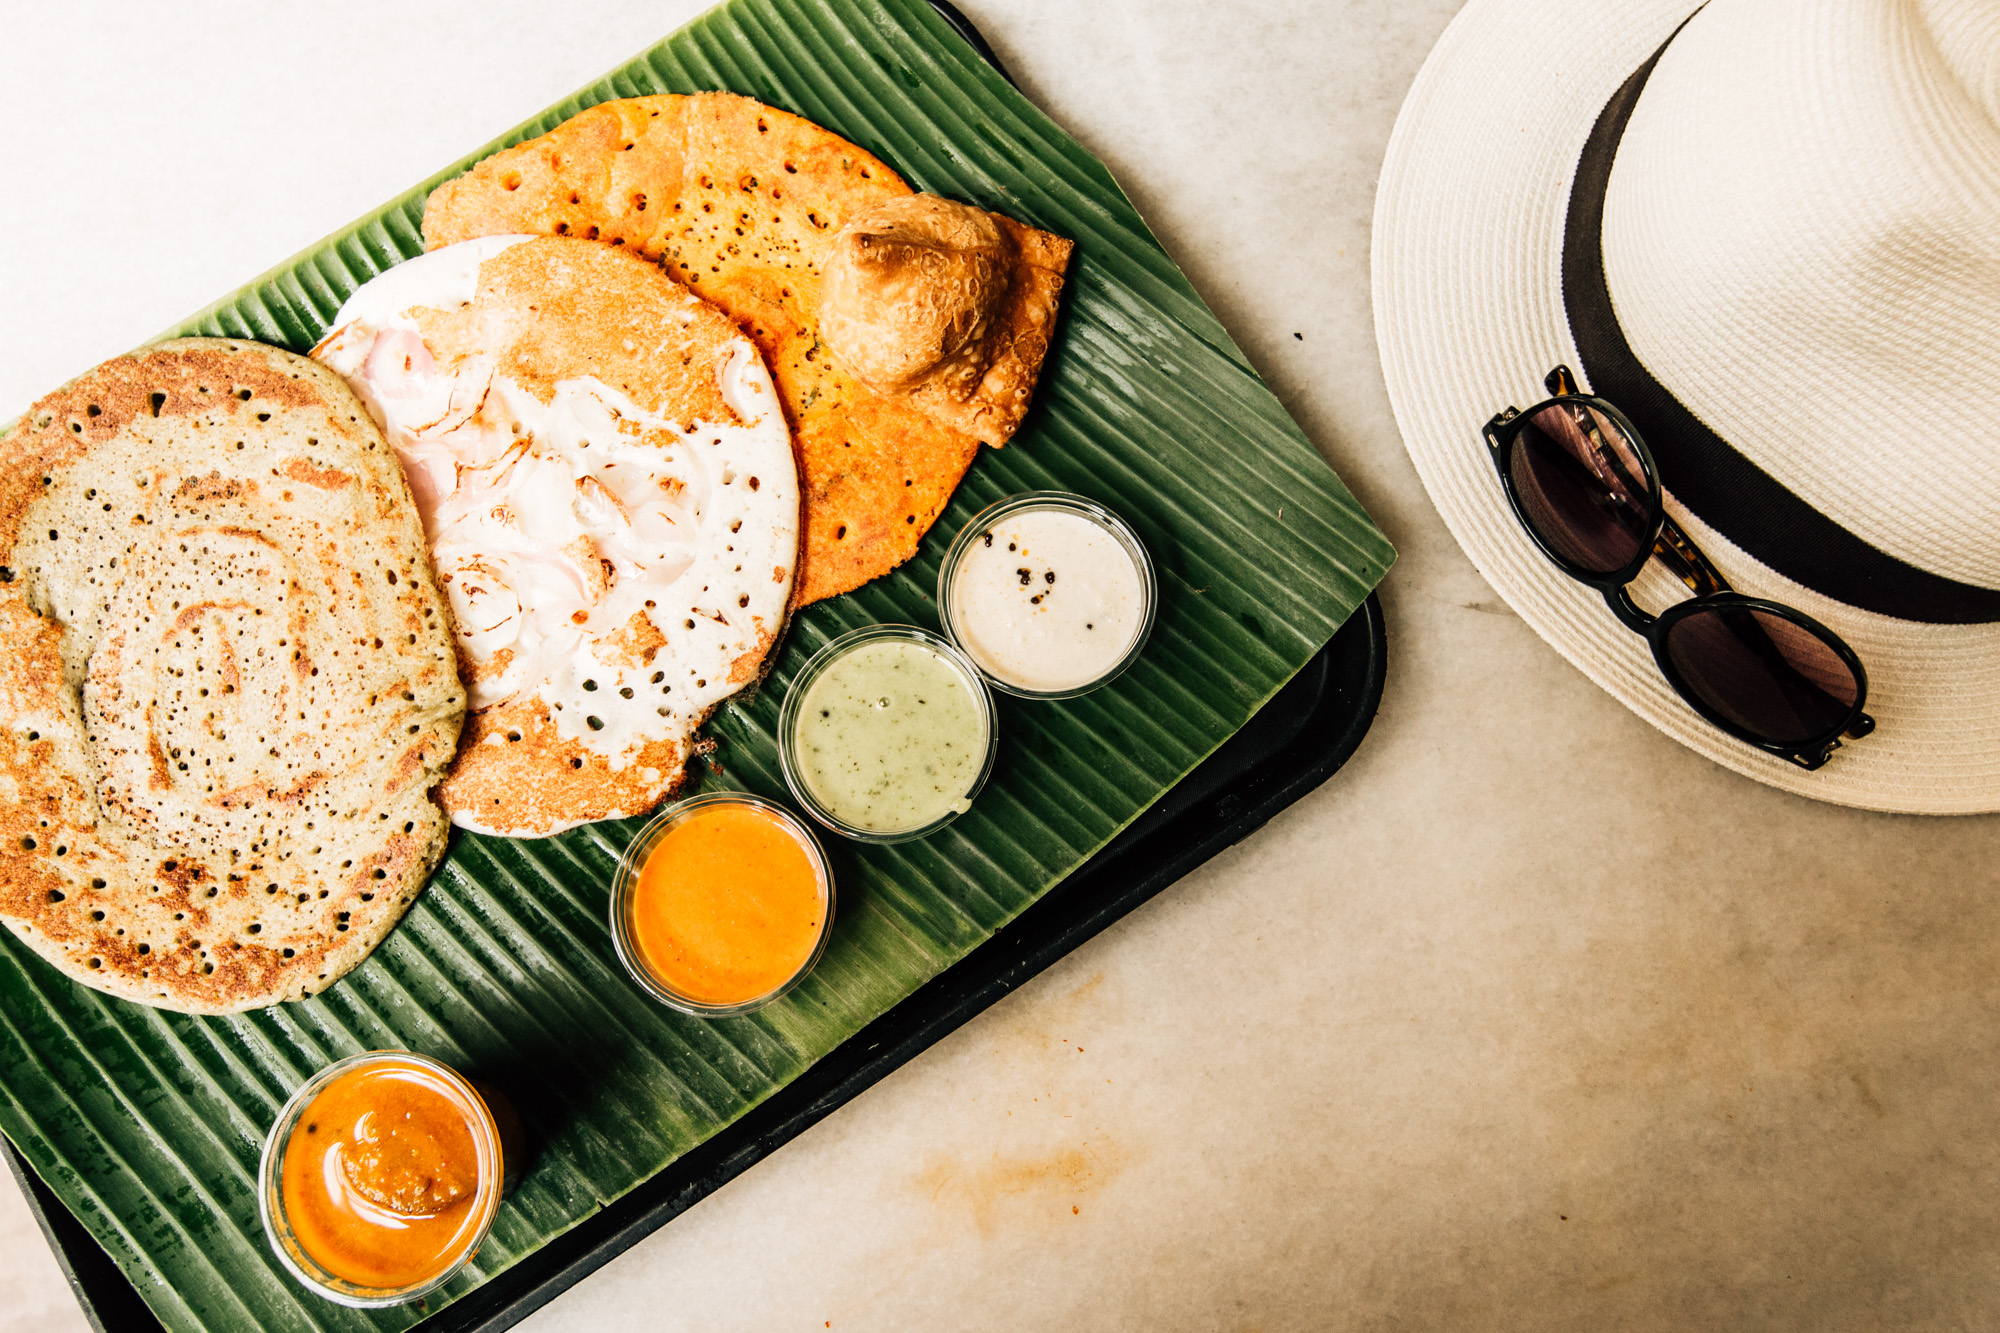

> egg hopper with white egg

[{"left": 314, "top": 235, "right": 800, "bottom": 838}]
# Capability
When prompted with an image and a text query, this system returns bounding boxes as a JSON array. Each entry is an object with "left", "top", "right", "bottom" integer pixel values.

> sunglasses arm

[{"left": 1651, "top": 514, "right": 1730, "bottom": 598}]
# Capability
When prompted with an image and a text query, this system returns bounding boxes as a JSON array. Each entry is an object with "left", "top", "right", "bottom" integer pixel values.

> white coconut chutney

[{"left": 946, "top": 506, "right": 1147, "bottom": 694}]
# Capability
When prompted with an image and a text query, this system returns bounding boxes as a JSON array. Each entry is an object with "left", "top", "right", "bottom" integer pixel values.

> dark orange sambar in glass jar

[{"left": 259, "top": 1050, "right": 518, "bottom": 1306}]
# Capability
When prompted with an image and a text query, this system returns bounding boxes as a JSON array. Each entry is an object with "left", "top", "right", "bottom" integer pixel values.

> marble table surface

[{"left": 4, "top": 2, "right": 1996, "bottom": 1329}]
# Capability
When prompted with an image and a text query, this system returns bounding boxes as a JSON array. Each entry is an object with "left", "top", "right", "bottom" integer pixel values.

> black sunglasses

[{"left": 1483, "top": 366, "right": 1874, "bottom": 770}]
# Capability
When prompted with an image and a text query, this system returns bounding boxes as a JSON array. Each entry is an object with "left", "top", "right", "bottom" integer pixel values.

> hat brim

[{"left": 1372, "top": 0, "right": 2000, "bottom": 814}]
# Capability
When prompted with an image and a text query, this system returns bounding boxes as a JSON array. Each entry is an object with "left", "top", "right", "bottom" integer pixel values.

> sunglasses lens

[
  {"left": 1664, "top": 606, "right": 1861, "bottom": 746},
  {"left": 1509, "top": 402, "right": 1656, "bottom": 574}
]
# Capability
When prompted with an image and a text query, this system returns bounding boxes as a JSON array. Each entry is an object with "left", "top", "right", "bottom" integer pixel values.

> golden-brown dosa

[{"left": 0, "top": 340, "right": 463, "bottom": 1013}]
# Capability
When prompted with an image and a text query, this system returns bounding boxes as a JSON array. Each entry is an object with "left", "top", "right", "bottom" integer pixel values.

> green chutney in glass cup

[{"left": 778, "top": 625, "right": 997, "bottom": 843}]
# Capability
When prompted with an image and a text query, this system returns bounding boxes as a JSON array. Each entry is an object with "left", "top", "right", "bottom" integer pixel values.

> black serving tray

[
  {"left": 9, "top": 593, "right": 1385, "bottom": 1333},
  {"left": 7, "top": 6, "right": 1390, "bottom": 1327}
]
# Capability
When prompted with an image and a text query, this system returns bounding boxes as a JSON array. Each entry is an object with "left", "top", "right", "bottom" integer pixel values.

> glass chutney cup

[
  {"left": 259, "top": 1049, "right": 510, "bottom": 1307},
  {"left": 608, "top": 790, "right": 836, "bottom": 1018},
  {"left": 936, "top": 491, "right": 1157, "bottom": 700},
  {"left": 778, "top": 624, "right": 998, "bottom": 843}
]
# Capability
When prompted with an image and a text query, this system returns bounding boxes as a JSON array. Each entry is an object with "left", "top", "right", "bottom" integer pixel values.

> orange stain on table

[
  {"left": 632, "top": 804, "right": 825, "bottom": 1005},
  {"left": 915, "top": 1141, "right": 1125, "bottom": 1237}
]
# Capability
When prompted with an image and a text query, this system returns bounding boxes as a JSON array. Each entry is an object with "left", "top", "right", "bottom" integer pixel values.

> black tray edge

[
  {"left": 925, "top": 0, "right": 1017, "bottom": 85},
  {"left": 5, "top": 1132, "right": 152, "bottom": 1333}
]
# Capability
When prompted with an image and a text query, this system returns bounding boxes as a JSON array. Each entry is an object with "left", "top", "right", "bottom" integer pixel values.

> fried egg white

[{"left": 315, "top": 235, "right": 799, "bottom": 836}]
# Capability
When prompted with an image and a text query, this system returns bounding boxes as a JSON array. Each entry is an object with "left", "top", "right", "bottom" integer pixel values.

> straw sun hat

[{"left": 1374, "top": 0, "right": 2000, "bottom": 815}]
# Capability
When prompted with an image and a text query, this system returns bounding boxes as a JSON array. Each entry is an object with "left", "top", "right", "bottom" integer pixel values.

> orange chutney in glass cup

[
  {"left": 611, "top": 793, "right": 834, "bottom": 1016},
  {"left": 263, "top": 1052, "right": 510, "bottom": 1305}
]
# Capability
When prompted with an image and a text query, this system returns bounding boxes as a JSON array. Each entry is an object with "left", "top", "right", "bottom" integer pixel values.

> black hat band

[{"left": 1561, "top": 20, "right": 2000, "bottom": 625}]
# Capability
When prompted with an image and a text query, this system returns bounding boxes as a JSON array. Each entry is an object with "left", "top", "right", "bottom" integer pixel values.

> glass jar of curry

[{"left": 259, "top": 1050, "right": 514, "bottom": 1306}]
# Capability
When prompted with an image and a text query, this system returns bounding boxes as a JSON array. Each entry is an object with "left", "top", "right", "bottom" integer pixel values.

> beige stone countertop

[{"left": 3, "top": 2, "right": 1996, "bottom": 1329}]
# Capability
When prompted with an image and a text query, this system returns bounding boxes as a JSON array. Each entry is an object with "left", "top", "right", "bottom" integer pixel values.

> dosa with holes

[
  {"left": 314, "top": 235, "right": 800, "bottom": 837},
  {"left": 0, "top": 339, "right": 464, "bottom": 1014},
  {"left": 421, "top": 92, "right": 1072, "bottom": 605}
]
